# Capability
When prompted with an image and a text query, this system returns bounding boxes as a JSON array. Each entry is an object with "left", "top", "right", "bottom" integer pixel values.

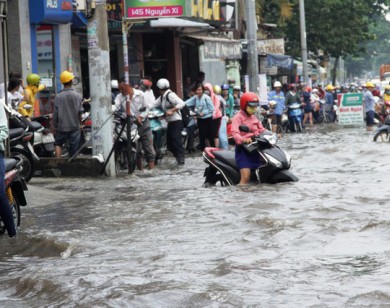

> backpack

[{"left": 166, "top": 92, "right": 191, "bottom": 128}]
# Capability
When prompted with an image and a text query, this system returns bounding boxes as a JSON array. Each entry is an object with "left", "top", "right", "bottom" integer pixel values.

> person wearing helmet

[
  {"left": 111, "top": 79, "right": 120, "bottom": 104},
  {"left": 139, "top": 76, "right": 155, "bottom": 108},
  {"left": 18, "top": 73, "right": 46, "bottom": 119},
  {"left": 221, "top": 83, "right": 234, "bottom": 119},
  {"left": 268, "top": 81, "right": 285, "bottom": 135},
  {"left": 232, "top": 85, "right": 242, "bottom": 112},
  {"left": 152, "top": 78, "right": 186, "bottom": 165},
  {"left": 114, "top": 82, "right": 156, "bottom": 170},
  {"left": 53, "top": 70, "right": 83, "bottom": 158},
  {"left": 285, "top": 84, "right": 302, "bottom": 132},
  {"left": 364, "top": 82, "right": 376, "bottom": 131},
  {"left": 324, "top": 84, "right": 336, "bottom": 122},
  {"left": 383, "top": 85, "right": 390, "bottom": 102},
  {"left": 231, "top": 92, "right": 266, "bottom": 185},
  {"left": 227, "top": 77, "right": 236, "bottom": 95}
]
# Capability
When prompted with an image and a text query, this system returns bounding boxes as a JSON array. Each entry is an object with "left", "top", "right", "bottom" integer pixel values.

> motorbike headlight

[
  {"left": 264, "top": 153, "right": 282, "bottom": 168},
  {"left": 264, "top": 134, "right": 278, "bottom": 146},
  {"left": 283, "top": 150, "right": 291, "bottom": 168}
]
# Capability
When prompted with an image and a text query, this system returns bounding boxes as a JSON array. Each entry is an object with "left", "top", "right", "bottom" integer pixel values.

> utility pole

[
  {"left": 299, "top": 0, "right": 309, "bottom": 85},
  {"left": 245, "top": 0, "right": 259, "bottom": 93},
  {"left": 87, "top": 0, "right": 115, "bottom": 176}
]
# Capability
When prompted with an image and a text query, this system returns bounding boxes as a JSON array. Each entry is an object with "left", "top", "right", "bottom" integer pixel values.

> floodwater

[{"left": 1, "top": 125, "right": 390, "bottom": 307}]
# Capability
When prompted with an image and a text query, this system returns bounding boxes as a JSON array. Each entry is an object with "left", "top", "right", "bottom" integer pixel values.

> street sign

[
  {"left": 123, "top": 0, "right": 185, "bottom": 19},
  {"left": 338, "top": 93, "right": 364, "bottom": 126}
]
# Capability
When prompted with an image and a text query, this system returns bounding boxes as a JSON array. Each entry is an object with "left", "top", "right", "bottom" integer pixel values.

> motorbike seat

[
  {"left": 213, "top": 150, "right": 237, "bottom": 168},
  {"left": 4, "top": 158, "right": 18, "bottom": 173},
  {"left": 9, "top": 127, "right": 25, "bottom": 140},
  {"left": 27, "top": 121, "right": 43, "bottom": 132}
]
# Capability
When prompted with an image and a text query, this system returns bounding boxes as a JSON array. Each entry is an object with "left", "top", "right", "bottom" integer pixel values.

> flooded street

[{"left": 1, "top": 126, "right": 390, "bottom": 307}]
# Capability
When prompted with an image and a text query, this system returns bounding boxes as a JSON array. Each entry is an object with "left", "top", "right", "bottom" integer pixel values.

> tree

[
  {"left": 282, "top": 0, "right": 390, "bottom": 84},
  {"left": 345, "top": 13, "right": 390, "bottom": 80}
]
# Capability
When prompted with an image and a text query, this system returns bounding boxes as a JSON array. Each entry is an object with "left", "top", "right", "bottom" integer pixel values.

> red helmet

[{"left": 240, "top": 92, "right": 259, "bottom": 110}]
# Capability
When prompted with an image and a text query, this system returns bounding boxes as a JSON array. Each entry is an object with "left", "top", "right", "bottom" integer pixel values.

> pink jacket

[
  {"left": 232, "top": 110, "right": 266, "bottom": 145},
  {"left": 204, "top": 83, "right": 222, "bottom": 119}
]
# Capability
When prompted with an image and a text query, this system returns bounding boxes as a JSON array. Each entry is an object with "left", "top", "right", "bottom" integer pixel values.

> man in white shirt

[{"left": 114, "top": 83, "right": 156, "bottom": 170}]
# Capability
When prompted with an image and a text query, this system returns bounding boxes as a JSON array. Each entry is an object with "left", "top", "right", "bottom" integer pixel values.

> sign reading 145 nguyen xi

[
  {"left": 123, "top": 0, "right": 185, "bottom": 19},
  {"left": 338, "top": 93, "right": 364, "bottom": 126}
]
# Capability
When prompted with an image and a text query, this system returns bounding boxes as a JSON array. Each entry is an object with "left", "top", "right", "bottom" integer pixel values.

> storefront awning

[
  {"left": 72, "top": 12, "right": 87, "bottom": 28},
  {"left": 267, "top": 54, "right": 294, "bottom": 70},
  {"left": 185, "top": 35, "right": 242, "bottom": 60},
  {"left": 150, "top": 18, "right": 213, "bottom": 29}
]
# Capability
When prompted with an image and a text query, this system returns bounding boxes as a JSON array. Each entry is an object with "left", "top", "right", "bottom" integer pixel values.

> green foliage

[{"left": 283, "top": 0, "right": 388, "bottom": 58}]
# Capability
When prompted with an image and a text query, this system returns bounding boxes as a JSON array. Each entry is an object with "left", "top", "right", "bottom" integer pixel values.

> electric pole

[
  {"left": 245, "top": 0, "right": 259, "bottom": 93},
  {"left": 87, "top": 0, "right": 115, "bottom": 176},
  {"left": 299, "top": 0, "right": 309, "bottom": 85}
]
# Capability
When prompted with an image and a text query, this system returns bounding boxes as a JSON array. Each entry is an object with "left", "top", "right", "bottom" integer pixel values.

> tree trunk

[{"left": 331, "top": 57, "right": 339, "bottom": 85}]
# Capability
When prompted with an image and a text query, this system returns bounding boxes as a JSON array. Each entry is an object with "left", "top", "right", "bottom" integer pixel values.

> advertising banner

[
  {"left": 186, "top": 0, "right": 237, "bottom": 30},
  {"left": 123, "top": 0, "right": 185, "bottom": 19},
  {"left": 338, "top": 93, "right": 364, "bottom": 126}
]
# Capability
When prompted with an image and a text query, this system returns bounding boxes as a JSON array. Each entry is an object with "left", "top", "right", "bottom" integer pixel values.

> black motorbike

[
  {"left": 113, "top": 113, "right": 139, "bottom": 175},
  {"left": 0, "top": 157, "right": 28, "bottom": 235},
  {"left": 373, "top": 115, "right": 390, "bottom": 143},
  {"left": 203, "top": 127, "right": 298, "bottom": 186}
]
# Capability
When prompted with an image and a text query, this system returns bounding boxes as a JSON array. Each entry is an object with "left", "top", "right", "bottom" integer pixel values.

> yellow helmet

[
  {"left": 365, "top": 82, "right": 375, "bottom": 88},
  {"left": 326, "top": 84, "right": 334, "bottom": 91},
  {"left": 213, "top": 85, "right": 221, "bottom": 95},
  {"left": 60, "top": 70, "right": 74, "bottom": 84}
]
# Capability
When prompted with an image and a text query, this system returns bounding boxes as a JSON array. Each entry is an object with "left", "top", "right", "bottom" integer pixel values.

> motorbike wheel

[
  {"left": 294, "top": 121, "right": 303, "bottom": 133},
  {"left": 373, "top": 130, "right": 390, "bottom": 143},
  {"left": 10, "top": 148, "right": 34, "bottom": 183},
  {"left": 114, "top": 146, "right": 136, "bottom": 175},
  {"left": 0, "top": 188, "right": 20, "bottom": 234}
]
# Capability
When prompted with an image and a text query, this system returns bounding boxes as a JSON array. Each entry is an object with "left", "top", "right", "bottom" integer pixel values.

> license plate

[{"left": 43, "top": 133, "right": 55, "bottom": 144}]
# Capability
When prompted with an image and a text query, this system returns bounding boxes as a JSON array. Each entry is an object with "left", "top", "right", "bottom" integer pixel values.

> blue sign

[{"left": 30, "top": 0, "right": 73, "bottom": 24}]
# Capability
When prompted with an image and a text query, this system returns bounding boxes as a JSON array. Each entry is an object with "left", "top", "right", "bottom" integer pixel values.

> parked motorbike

[
  {"left": 373, "top": 115, "right": 390, "bottom": 143},
  {"left": 148, "top": 107, "right": 167, "bottom": 164},
  {"left": 287, "top": 103, "right": 303, "bottom": 132},
  {"left": 203, "top": 127, "right": 298, "bottom": 186},
  {"left": 182, "top": 109, "right": 198, "bottom": 152},
  {"left": 113, "top": 113, "right": 139, "bottom": 175},
  {"left": 0, "top": 156, "right": 28, "bottom": 235},
  {"left": 8, "top": 121, "right": 40, "bottom": 182}
]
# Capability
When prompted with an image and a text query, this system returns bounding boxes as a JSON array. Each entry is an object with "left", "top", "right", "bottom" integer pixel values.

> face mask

[
  {"left": 246, "top": 106, "right": 257, "bottom": 115},
  {"left": 385, "top": 90, "right": 390, "bottom": 95}
]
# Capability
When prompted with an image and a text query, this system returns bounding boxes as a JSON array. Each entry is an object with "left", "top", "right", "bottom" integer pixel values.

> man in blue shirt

[
  {"left": 325, "top": 84, "right": 336, "bottom": 122},
  {"left": 268, "top": 81, "right": 285, "bottom": 135},
  {"left": 364, "top": 82, "right": 376, "bottom": 131}
]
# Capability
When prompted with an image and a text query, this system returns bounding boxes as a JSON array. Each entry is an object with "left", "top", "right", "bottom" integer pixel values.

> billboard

[
  {"left": 186, "top": 0, "right": 237, "bottom": 29},
  {"left": 123, "top": 0, "right": 185, "bottom": 19}
]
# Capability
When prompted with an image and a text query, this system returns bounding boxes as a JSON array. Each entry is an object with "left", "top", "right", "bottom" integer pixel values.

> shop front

[{"left": 29, "top": 0, "right": 74, "bottom": 94}]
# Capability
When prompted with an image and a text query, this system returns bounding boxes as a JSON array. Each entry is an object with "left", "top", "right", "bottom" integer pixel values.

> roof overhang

[{"left": 150, "top": 18, "right": 213, "bottom": 29}]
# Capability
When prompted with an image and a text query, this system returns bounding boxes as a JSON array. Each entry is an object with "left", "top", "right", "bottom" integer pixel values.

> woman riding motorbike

[{"left": 231, "top": 92, "right": 266, "bottom": 185}]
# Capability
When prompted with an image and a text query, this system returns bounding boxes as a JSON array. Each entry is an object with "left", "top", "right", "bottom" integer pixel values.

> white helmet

[
  {"left": 274, "top": 81, "right": 282, "bottom": 88},
  {"left": 269, "top": 100, "right": 277, "bottom": 108},
  {"left": 157, "top": 78, "right": 170, "bottom": 90},
  {"left": 111, "top": 80, "right": 118, "bottom": 89}
]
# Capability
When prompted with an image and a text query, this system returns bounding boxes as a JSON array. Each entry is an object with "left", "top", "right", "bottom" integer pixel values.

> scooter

[
  {"left": 148, "top": 107, "right": 167, "bottom": 164},
  {"left": 0, "top": 156, "right": 28, "bottom": 235},
  {"left": 203, "top": 127, "right": 298, "bottom": 186},
  {"left": 287, "top": 103, "right": 303, "bottom": 132},
  {"left": 373, "top": 115, "right": 390, "bottom": 142},
  {"left": 113, "top": 113, "right": 140, "bottom": 175}
]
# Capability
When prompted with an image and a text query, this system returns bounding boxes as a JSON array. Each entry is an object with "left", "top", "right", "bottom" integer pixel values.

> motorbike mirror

[
  {"left": 72, "top": 77, "right": 80, "bottom": 86},
  {"left": 239, "top": 125, "right": 251, "bottom": 133},
  {"left": 139, "top": 106, "right": 147, "bottom": 112},
  {"left": 23, "top": 104, "right": 33, "bottom": 110}
]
